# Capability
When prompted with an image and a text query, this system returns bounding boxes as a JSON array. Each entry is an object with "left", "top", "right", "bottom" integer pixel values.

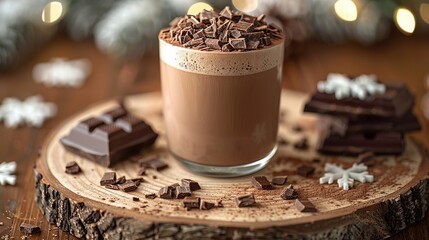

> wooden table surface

[{"left": 0, "top": 33, "right": 428, "bottom": 239}]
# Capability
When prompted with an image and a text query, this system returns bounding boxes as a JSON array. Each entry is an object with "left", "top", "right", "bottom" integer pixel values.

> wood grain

[
  {"left": 35, "top": 90, "right": 429, "bottom": 239},
  {"left": 1, "top": 32, "right": 429, "bottom": 239}
]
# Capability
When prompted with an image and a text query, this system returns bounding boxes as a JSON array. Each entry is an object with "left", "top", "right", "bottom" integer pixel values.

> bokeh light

[
  {"left": 187, "top": 2, "right": 213, "bottom": 15},
  {"left": 419, "top": 3, "right": 429, "bottom": 24},
  {"left": 42, "top": 1, "right": 64, "bottom": 24},
  {"left": 334, "top": 0, "right": 358, "bottom": 22},
  {"left": 232, "top": 0, "right": 258, "bottom": 12},
  {"left": 394, "top": 8, "right": 416, "bottom": 35}
]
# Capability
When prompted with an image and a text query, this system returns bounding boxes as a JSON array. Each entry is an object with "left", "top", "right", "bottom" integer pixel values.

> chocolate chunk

[
  {"left": 272, "top": 176, "right": 288, "bottom": 185},
  {"left": 100, "top": 172, "right": 116, "bottom": 186},
  {"left": 183, "top": 197, "right": 200, "bottom": 209},
  {"left": 115, "top": 176, "right": 126, "bottom": 184},
  {"left": 294, "top": 138, "right": 309, "bottom": 150},
  {"left": 304, "top": 82, "right": 414, "bottom": 118},
  {"left": 118, "top": 182, "right": 138, "bottom": 192},
  {"left": 295, "top": 199, "right": 317, "bottom": 212},
  {"left": 246, "top": 40, "right": 259, "bottom": 50},
  {"left": 242, "top": 31, "right": 264, "bottom": 41},
  {"left": 221, "top": 43, "right": 234, "bottom": 52},
  {"left": 216, "top": 199, "right": 223, "bottom": 207},
  {"left": 318, "top": 132, "right": 405, "bottom": 155},
  {"left": 60, "top": 107, "right": 158, "bottom": 167},
  {"left": 181, "top": 179, "right": 201, "bottom": 191},
  {"left": 175, "top": 186, "right": 192, "bottom": 199},
  {"left": 65, "top": 161, "right": 81, "bottom": 174},
  {"left": 183, "top": 38, "right": 204, "bottom": 48},
  {"left": 105, "top": 184, "right": 119, "bottom": 190},
  {"left": 241, "top": 14, "right": 256, "bottom": 23},
  {"left": 205, "top": 38, "right": 222, "bottom": 50},
  {"left": 130, "top": 177, "right": 143, "bottom": 185},
  {"left": 219, "top": 6, "right": 233, "bottom": 19},
  {"left": 140, "top": 157, "right": 168, "bottom": 171},
  {"left": 229, "top": 38, "right": 246, "bottom": 49},
  {"left": 254, "top": 25, "right": 268, "bottom": 31},
  {"left": 260, "top": 37, "right": 272, "bottom": 45},
  {"left": 200, "top": 200, "right": 215, "bottom": 210},
  {"left": 251, "top": 176, "right": 272, "bottom": 190},
  {"left": 19, "top": 223, "right": 41, "bottom": 234},
  {"left": 158, "top": 186, "right": 175, "bottom": 199},
  {"left": 132, "top": 197, "right": 139, "bottom": 201},
  {"left": 235, "top": 194, "right": 256, "bottom": 207},
  {"left": 281, "top": 185, "right": 298, "bottom": 200},
  {"left": 145, "top": 193, "right": 157, "bottom": 199},
  {"left": 137, "top": 167, "right": 146, "bottom": 176},
  {"left": 230, "top": 29, "right": 241, "bottom": 38},
  {"left": 192, "top": 30, "right": 205, "bottom": 39},
  {"left": 297, "top": 165, "right": 315, "bottom": 177}
]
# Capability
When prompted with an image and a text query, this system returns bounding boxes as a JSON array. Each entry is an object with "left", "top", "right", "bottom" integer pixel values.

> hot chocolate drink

[{"left": 159, "top": 7, "right": 284, "bottom": 176}]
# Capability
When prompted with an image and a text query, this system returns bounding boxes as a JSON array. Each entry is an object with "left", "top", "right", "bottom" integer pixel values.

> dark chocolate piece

[
  {"left": 145, "top": 193, "right": 157, "bottom": 199},
  {"left": 229, "top": 38, "right": 246, "bottom": 49},
  {"left": 175, "top": 186, "right": 192, "bottom": 199},
  {"left": 251, "top": 176, "right": 272, "bottom": 190},
  {"left": 141, "top": 158, "right": 168, "bottom": 171},
  {"left": 132, "top": 197, "right": 140, "bottom": 201},
  {"left": 318, "top": 132, "right": 405, "bottom": 155},
  {"left": 158, "top": 186, "right": 175, "bottom": 199},
  {"left": 304, "top": 83, "right": 414, "bottom": 118},
  {"left": 181, "top": 179, "right": 201, "bottom": 191},
  {"left": 200, "top": 201, "right": 215, "bottom": 210},
  {"left": 115, "top": 176, "right": 126, "bottom": 184},
  {"left": 235, "top": 194, "right": 256, "bottom": 207},
  {"left": 183, "top": 197, "right": 201, "bottom": 209},
  {"left": 297, "top": 165, "right": 315, "bottom": 177},
  {"left": 60, "top": 107, "right": 158, "bottom": 167},
  {"left": 118, "top": 182, "right": 138, "bottom": 192},
  {"left": 272, "top": 176, "right": 288, "bottom": 185},
  {"left": 100, "top": 172, "right": 116, "bottom": 186},
  {"left": 130, "top": 177, "right": 143, "bottom": 185},
  {"left": 294, "top": 138, "right": 309, "bottom": 150},
  {"left": 19, "top": 223, "right": 41, "bottom": 234},
  {"left": 281, "top": 185, "right": 298, "bottom": 200},
  {"left": 65, "top": 161, "right": 81, "bottom": 174},
  {"left": 160, "top": 7, "right": 283, "bottom": 52},
  {"left": 295, "top": 199, "right": 317, "bottom": 212}
]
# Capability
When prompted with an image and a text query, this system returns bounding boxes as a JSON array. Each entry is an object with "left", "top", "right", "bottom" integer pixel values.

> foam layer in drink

[
  {"left": 160, "top": 40, "right": 284, "bottom": 166},
  {"left": 160, "top": 39, "right": 284, "bottom": 76}
]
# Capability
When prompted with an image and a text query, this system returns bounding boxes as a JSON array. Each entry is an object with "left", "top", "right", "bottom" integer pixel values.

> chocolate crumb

[
  {"left": 272, "top": 176, "right": 288, "bottom": 185},
  {"left": 19, "top": 223, "right": 41, "bottom": 234},
  {"left": 295, "top": 199, "right": 317, "bottom": 212},
  {"left": 251, "top": 176, "right": 272, "bottom": 190},
  {"left": 132, "top": 197, "right": 140, "bottom": 201},
  {"left": 65, "top": 161, "right": 81, "bottom": 174},
  {"left": 100, "top": 172, "right": 116, "bottom": 186},
  {"left": 235, "top": 194, "right": 256, "bottom": 207},
  {"left": 297, "top": 165, "right": 315, "bottom": 177},
  {"left": 216, "top": 200, "right": 223, "bottom": 207},
  {"left": 281, "top": 185, "right": 298, "bottom": 200}
]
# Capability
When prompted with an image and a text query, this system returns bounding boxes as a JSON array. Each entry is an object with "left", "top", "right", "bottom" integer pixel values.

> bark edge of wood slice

[{"left": 35, "top": 90, "right": 429, "bottom": 239}]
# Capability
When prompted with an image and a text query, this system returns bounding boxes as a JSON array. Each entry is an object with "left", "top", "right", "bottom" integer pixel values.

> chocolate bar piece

[
  {"left": 281, "top": 185, "right": 298, "bottom": 200},
  {"left": 318, "top": 132, "right": 405, "bottom": 155},
  {"left": 20, "top": 223, "right": 41, "bottom": 234},
  {"left": 295, "top": 199, "right": 317, "bottom": 212},
  {"left": 271, "top": 176, "right": 288, "bottom": 185},
  {"left": 60, "top": 107, "right": 158, "bottom": 167},
  {"left": 304, "top": 83, "right": 414, "bottom": 118},
  {"left": 329, "top": 111, "right": 421, "bottom": 135},
  {"left": 200, "top": 201, "right": 215, "bottom": 210},
  {"left": 251, "top": 176, "right": 272, "bottom": 190},
  {"left": 235, "top": 194, "right": 256, "bottom": 207},
  {"left": 297, "top": 165, "right": 315, "bottom": 177},
  {"left": 181, "top": 179, "right": 201, "bottom": 191}
]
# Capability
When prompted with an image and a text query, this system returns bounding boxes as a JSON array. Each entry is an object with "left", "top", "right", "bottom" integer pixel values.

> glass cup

[{"left": 159, "top": 37, "right": 284, "bottom": 177}]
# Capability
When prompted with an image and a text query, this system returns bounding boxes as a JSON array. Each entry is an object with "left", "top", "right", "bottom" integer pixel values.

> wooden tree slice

[{"left": 35, "top": 90, "right": 429, "bottom": 239}]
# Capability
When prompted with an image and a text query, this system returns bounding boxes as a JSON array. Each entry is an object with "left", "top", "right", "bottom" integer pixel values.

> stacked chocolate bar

[{"left": 303, "top": 74, "right": 420, "bottom": 155}]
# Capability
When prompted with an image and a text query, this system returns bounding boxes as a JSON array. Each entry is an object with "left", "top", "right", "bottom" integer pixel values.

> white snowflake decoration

[
  {"left": 317, "top": 73, "right": 386, "bottom": 100},
  {"left": 0, "top": 95, "right": 57, "bottom": 128},
  {"left": 319, "top": 163, "right": 374, "bottom": 190},
  {"left": 33, "top": 58, "right": 91, "bottom": 88},
  {"left": 0, "top": 161, "right": 17, "bottom": 185}
]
